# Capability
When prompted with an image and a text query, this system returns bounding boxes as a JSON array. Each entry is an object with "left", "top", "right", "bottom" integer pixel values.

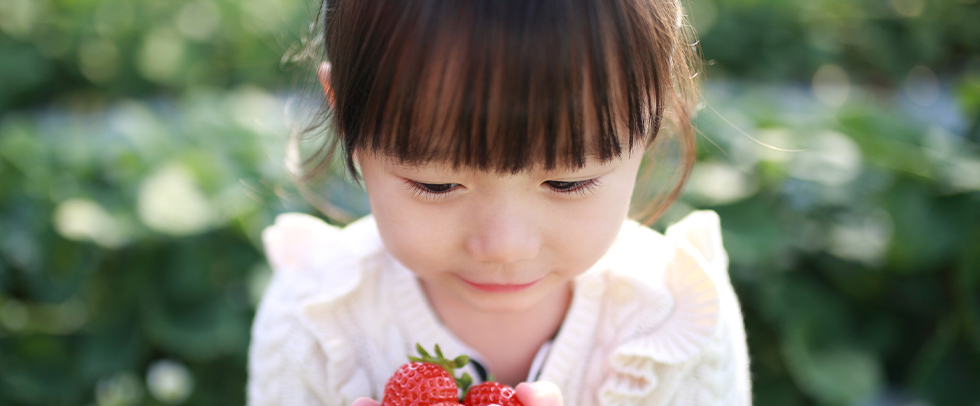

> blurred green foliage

[
  {"left": 679, "top": 82, "right": 980, "bottom": 405},
  {"left": 1, "top": 0, "right": 979, "bottom": 405}
]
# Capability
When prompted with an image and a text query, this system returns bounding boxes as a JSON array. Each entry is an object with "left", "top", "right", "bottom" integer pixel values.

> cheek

[
  {"left": 366, "top": 189, "right": 460, "bottom": 272},
  {"left": 358, "top": 155, "right": 466, "bottom": 274},
  {"left": 361, "top": 173, "right": 430, "bottom": 265},
  {"left": 550, "top": 171, "right": 637, "bottom": 267},
  {"left": 549, "top": 193, "right": 632, "bottom": 269}
]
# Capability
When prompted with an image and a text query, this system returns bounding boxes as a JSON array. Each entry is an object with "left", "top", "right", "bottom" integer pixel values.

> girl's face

[{"left": 358, "top": 148, "right": 644, "bottom": 314}]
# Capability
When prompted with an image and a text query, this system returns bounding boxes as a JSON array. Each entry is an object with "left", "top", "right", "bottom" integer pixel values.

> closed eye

[
  {"left": 405, "top": 180, "right": 459, "bottom": 198},
  {"left": 544, "top": 178, "right": 601, "bottom": 195}
]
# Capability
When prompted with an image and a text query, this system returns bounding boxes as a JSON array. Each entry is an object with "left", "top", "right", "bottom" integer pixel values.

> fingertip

[
  {"left": 534, "top": 381, "right": 562, "bottom": 401},
  {"left": 351, "top": 397, "right": 380, "bottom": 406},
  {"left": 515, "top": 382, "right": 535, "bottom": 399},
  {"left": 515, "top": 381, "right": 562, "bottom": 406}
]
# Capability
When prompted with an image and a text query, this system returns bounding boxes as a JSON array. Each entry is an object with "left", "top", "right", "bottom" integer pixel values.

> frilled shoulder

[
  {"left": 263, "top": 212, "right": 341, "bottom": 273},
  {"left": 664, "top": 210, "right": 729, "bottom": 280},
  {"left": 598, "top": 210, "right": 728, "bottom": 404},
  {"left": 260, "top": 213, "right": 383, "bottom": 304},
  {"left": 252, "top": 214, "right": 384, "bottom": 405}
]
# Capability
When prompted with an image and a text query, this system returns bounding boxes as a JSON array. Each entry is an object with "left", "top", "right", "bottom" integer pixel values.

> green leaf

[
  {"left": 781, "top": 327, "right": 882, "bottom": 406},
  {"left": 415, "top": 343, "right": 429, "bottom": 359},
  {"left": 458, "top": 373, "right": 473, "bottom": 399}
]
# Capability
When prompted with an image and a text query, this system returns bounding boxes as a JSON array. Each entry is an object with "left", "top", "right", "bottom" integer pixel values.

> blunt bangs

[{"left": 324, "top": 0, "right": 676, "bottom": 176}]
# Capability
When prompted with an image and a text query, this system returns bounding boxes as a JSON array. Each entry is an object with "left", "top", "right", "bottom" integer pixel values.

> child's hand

[
  {"left": 351, "top": 397, "right": 380, "bottom": 406},
  {"left": 515, "top": 381, "right": 563, "bottom": 406}
]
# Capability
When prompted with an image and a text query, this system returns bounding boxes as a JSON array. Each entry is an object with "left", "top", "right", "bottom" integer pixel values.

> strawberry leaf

[
  {"left": 458, "top": 372, "right": 473, "bottom": 393},
  {"left": 416, "top": 343, "right": 431, "bottom": 359}
]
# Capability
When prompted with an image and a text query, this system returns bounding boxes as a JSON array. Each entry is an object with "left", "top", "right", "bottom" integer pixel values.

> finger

[
  {"left": 515, "top": 381, "right": 563, "bottom": 406},
  {"left": 351, "top": 397, "right": 380, "bottom": 406}
]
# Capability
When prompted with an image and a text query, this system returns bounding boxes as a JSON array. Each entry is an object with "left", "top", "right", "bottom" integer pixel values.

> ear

[{"left": 318, "top": 62, "right": 335, "bottom": 106}]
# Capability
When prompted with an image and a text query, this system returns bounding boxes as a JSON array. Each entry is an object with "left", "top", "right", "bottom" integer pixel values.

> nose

[{"left": 465, "top": 206, "right": 542, "bottom": 264}]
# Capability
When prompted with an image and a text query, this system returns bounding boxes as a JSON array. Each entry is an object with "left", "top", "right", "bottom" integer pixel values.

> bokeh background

[{"left": 1, "top": 0, "right": 979, "bottom": 405}]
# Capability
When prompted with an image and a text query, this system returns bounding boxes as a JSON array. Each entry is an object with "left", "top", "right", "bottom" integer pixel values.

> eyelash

[
  {"left": 404, "top": 179, "right": 601, "bottom": 199},
  {"left": 544, "top": 179, "right": 602, "bottom": 196},
  {"left": 404, "top": 181, "right": 458, "bottom": 200}
]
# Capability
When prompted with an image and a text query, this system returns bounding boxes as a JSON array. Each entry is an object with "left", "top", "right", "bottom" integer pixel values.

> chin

[
  {"left": 468, "top": 299, "right": 541, "bottom": 314},
  {"left": 461, "top": 288, "right": 555, "bottom": 314}
]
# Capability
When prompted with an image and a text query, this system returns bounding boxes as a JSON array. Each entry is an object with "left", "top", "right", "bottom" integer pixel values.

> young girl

[{"left": 249, "top": 0, "right": 751, "bottom": 405}]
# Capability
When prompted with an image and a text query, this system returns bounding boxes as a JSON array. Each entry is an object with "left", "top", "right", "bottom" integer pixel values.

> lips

[{"left": 458, "top": 276, "right": 542, "bottom": 293}]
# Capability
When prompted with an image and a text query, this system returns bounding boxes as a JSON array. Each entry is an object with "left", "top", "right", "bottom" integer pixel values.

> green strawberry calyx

[{"left": 409, "top": 343, "right": 474, "bottom": 398}]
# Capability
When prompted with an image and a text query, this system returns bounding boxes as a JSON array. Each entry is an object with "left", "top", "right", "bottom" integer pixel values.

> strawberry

[
  {"left": 382, "top": 344, "right": 472, "bottom": 406},
  {"left": 382, "top": 362, "right": 458, "bottom": 406},
  {"left": 462, "top": 381, "right": 523, "bottom": 406},
  {"left": 381, "top": 344, "right": 528, "bottom": 406}
]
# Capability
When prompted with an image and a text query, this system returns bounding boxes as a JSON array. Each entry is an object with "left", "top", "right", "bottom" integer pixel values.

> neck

[{"left": 422, "top": 282, "right": 572, "bottom": 387}]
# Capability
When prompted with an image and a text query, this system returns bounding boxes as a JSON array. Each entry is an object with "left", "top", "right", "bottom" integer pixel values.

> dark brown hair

[{"left": 296, "top": 0, "right": 700, "bottom": 224}]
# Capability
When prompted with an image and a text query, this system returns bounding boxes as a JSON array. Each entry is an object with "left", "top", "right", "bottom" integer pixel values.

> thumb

[{"left": 515, "top": 381, "right": 563, "bottom": 406}]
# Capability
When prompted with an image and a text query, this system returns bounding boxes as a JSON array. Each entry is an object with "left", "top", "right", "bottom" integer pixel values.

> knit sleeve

[{"left": 665, "top": 211, "right": 752, "bottom": 406}]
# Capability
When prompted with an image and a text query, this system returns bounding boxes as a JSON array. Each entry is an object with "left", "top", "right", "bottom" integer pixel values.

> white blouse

[{"left": 248, "top": 210, "right": 751, "bottom": 406}]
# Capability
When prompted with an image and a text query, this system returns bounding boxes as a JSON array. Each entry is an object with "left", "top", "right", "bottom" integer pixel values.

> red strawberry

[
  {"left": 463, "top": 382, "right": 524, "bottom": 406},
  {"left": 382, "top": 362, "right": 458, "bottom": 406},
  {"left": 382, "top": 344, "right": 473, "bottom": 406}
]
